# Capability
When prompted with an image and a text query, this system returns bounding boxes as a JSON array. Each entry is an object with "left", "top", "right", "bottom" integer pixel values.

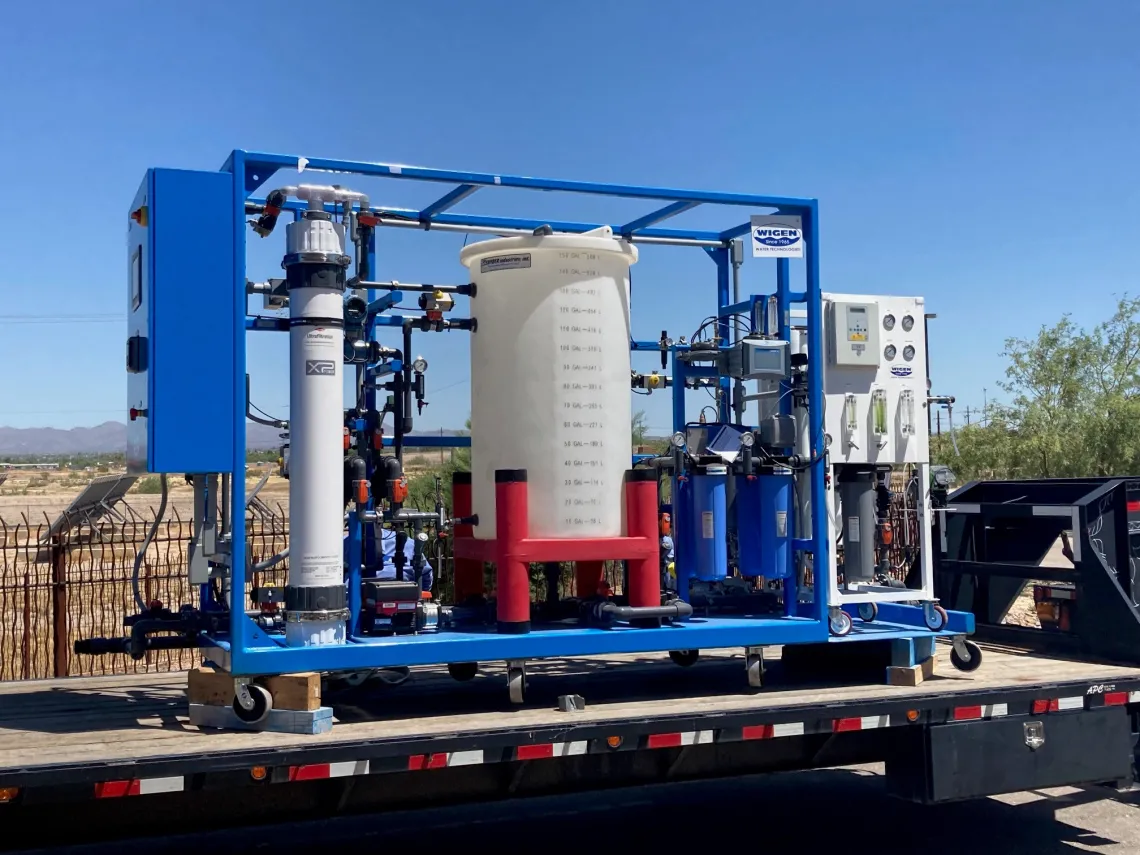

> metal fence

[{"left": 0, "top": 507, "right": 288, "bottom": 682}]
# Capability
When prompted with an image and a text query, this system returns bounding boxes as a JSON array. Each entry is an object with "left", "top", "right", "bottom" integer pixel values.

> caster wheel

[
  {"left": 924, "top": 603, "right": 948, "bottom": 631},
  {"left": 857, "top": 602, "right": 878, "bottom": 623},
  {"left": 669, "top": 649, "right": 700, "bottom": 668},
  {"left": 951, "top": 640, "right": 983, "bottom": 672},
  {"left": 232, "top": 684, "right": 272, "bottom": 724},
  {"left": 507, "top": 662, "right": 527, "bottom": 705},
  {"left": 448, "top": 662, "right": 479, "bottom": 682},
  {"left": 746, "top": 650, "right": 764, "bottom": 689},
  {"left": 829, "top": 610, "right": 854, "bottom": 637}
]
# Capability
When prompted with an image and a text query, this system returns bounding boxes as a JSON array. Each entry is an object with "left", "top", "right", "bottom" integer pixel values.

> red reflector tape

[
  {"left": 516, "top": 743, "right": 555, "bottom": 760},
  {"left": 94, "top": 780, "right": 140, "bottom": 798},
  {"left": 408, "top": 754, "right": 448, "bottom": 770},
  {"left": 288, "top": 764, "right": 331, "bottom": 781},
  {"left": 953, "top": 706, "right": 983, "bottom": 721},
  {"left": 1104, "top": 691, "right": 1129, "bottom": 706},
  {"left": 742, "top": 725, "right": 774, "bottom": 740},
  {"left": 1128, "top": 501, "right": 1140, "bottom": 513},
  {"left": 647, "top": 732, "right": 684, "bottom": 749},
  {"left": 833, "top": 717, "right": 862, "bottom": 733}
]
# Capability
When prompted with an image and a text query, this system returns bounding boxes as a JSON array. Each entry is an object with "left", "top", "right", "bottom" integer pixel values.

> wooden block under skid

[
  {"left": 886, "top": 656, "right": 935, "bottom": 687},
  {"left": 187, "top": 668, "right": 321, "bottom": 711},
  {"left": 188, "top": 703, "right": 334, "bottom": 735}
]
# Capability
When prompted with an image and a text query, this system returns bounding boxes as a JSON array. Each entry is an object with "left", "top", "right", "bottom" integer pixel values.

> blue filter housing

[
  {"left": 736, "top": 472, "right": 793, "bottom": 580},
  {"left": 690, "top": 465, "right": 728, "bottom": 581}
]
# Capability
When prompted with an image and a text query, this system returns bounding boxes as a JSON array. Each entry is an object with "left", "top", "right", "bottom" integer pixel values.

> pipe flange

[
  {"left": 284, "top": 609, "right": 351, "bottom": 623},
  {"left": 282, "top": 251, "right": 352, "bottom": 268}
]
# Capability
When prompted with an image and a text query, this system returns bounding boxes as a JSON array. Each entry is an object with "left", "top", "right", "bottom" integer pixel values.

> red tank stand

[{"left": 453, "top": 468, "right": 661, "bottom": 633}]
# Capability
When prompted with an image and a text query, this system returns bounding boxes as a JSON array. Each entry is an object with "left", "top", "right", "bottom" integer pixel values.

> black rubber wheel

[
  {"left": 950, "top": 640, "right": 983, "bottom": 672},
  {"left": 924, "top": 603, "right": 948, "bottom": 631},
  {"left": 232, "top": 684, "right": 272, "bottom": 724},
  {"left": 857, "top": 602, "right": 878, "bottom": 623},
  {"left": 448, "top": 662, "right": 479, "bottom": 682},
  {"left": 669, "top": 649, "right": 700, "bottom": 668}
]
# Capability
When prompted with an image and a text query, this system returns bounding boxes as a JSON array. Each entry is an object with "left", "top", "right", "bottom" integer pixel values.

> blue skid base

[{"left": 205, "top": 603, "right": 972, "bottom": 676}]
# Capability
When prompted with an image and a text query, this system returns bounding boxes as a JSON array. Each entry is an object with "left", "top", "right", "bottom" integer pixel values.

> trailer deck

[{"left": 3, "top": 643, "right": 1139, "bottom": 789}]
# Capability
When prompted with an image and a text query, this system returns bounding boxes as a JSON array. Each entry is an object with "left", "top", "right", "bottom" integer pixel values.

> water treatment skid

[{"left": 80, "top": 150, "right": 979, "bottom": 716}]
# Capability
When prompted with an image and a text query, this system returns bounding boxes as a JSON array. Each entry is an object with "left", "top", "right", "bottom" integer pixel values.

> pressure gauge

[
  {"left": 412, "top": 356, "right": 428, "bottom": 373},
  {"left": 884, "top": 344, "right": 897, "bottom": 360},
  {"left": 670, "top": 431, "right": 686, "bottom": 448},
  {"left": 901, "top": 315, "right": 915, "bottom": 332},
  {"left": 416, "top": 531, "right": 429, "bottom": 543},
  {"left": 903, "top": 345, "right": 916, "bottom": 361},
  {"left": 741, "top": 431, "right": 755, "bottom": 448},
  {"left": 883, "top": 313, "right": 896, "bottom": 331}
]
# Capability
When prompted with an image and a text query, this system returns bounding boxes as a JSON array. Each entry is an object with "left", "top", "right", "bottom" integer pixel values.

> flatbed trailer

[{"left": 3, "top": 643, "right": 1140, "bottom": 849}]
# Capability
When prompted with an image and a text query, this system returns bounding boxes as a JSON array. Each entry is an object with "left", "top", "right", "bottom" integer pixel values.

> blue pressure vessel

[
  {"left": 690, "top": 465, "right": 728, "bottom": 581},
  {"left": 736, "top": 471, "right": 793, "bottom": 580}
]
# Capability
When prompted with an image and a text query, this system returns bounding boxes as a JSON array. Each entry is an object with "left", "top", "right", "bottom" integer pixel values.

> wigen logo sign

[{"left": 750, "top": 215, "right": 803, "bottom": 258}]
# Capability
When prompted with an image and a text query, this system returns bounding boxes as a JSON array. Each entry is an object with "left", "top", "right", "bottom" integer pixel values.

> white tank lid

[{"left": 459, "top": 225, "right": 638, "bottom": 270}]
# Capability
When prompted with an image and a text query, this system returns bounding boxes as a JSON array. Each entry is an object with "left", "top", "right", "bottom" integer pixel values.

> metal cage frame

[{"left": 195, "top": 149, "right": 942, "bottom": 676}]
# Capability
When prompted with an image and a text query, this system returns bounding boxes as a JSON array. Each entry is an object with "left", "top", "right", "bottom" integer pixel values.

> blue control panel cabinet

[{"left": 126, "top": 169, "right": 236, "bottom": 475}]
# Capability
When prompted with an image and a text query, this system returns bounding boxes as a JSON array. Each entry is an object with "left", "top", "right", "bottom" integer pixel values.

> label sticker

[
  {"left": 481, "top": 253, "right": 532, "bottom": 273},
  {"left": 847, "top": 516, "right": 861, "bottom": 543},
  {"left": 305, "top": 360, "right": 336, "bottom": 376},
  {"left": 776, "top": 511, "right": 788, "bottom": 538},
  {"left": 702, "top": 511, "right": 715, "bottom": 539},
  {"left": 751, "top": 215, "right": 804, "bottom": 258},
  {"left": 891, "top": 365, "right": 913, "bottom": 377}
]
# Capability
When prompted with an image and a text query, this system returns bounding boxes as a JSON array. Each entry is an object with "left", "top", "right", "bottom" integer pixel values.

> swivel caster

[
  {"left": 923, "top": 602, "right": 949, "bottom": 631},
  {"left": 745, "top": 647, "right": 764, "bottom": 689},
  {"left": 448, "top": 662, "right": 479, "bottom": 682},
  {"left": 857, "top": 602, "right": 878, "bottom": 623},
  {"left": 669, "top": 649, "right": 700, "bottom": 668},
  {"left": 950, "top": 637, "right": 983, "bottom": 672},
  {"left": 829, "top": 609, "right": 853, "bottom": 637},
  {"left": 507, "top": 660, "right": 527, "bottom": 705},
  {"left": 232, "top": 682, "right": 272, "bottom": 725}
]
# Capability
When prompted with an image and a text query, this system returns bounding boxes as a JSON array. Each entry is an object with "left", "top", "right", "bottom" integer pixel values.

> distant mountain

[{"left": 0, "top": 421, "right": 286, "bottom": 456}]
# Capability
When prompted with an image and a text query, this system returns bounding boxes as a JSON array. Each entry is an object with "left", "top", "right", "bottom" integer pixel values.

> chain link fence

[{"left": 0, "top": 507, "right": 288, "bottom": 681}]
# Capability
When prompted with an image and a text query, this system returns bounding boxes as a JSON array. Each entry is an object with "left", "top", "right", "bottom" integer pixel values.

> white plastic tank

[{"left": 459, "top": 227, "right": 637, "bottom": 539}]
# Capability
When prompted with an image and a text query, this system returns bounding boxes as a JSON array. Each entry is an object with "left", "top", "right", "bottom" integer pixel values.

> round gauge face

[
  {"left": 412, "top": 357, "right": 428, "bottom": 373},
  {"left": 741, "top": 431, "right": 755, "bottom": 448},
  {"left": 884, "top": 344, "right": 897, "bottom": 360},
  {"left": 903, "top": 345, "right": 916, "bottom": 361},
  {"left": 883, "top": 313, "right": 896, "bottom": 331},
  {"left": 671, "top": 432, "right": 686, "bottom": 448},
  {"left": 901, "top": 314, "right": 915, "bottom": 332}
]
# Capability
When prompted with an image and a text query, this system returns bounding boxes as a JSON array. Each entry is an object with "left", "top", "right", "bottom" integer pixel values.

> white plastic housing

[
  {"left": 285, "top": 218, "right": 346, "bottom": 257},
  {"left": 460, "top": 227, "right": 637, "bottom": 539},
  {"left": 288, "top": 286, "right": 346, "bottom": 592},
  {"left": 822, "top": 293, "right": 929, "bottom": 466}
]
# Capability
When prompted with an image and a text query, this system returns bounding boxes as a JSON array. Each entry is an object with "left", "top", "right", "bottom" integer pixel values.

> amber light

[
  {"left": 606, "top": 736, "right": 623, "bottom": 749},
  {"left": 250, "top": 766, "right": 268, "bottom": 781},
  {"left": 0, "top": 787, "right": 19, "bottom": 803},
  {"left": 905, "top": 709, "right": 920, "bottom": 722}
]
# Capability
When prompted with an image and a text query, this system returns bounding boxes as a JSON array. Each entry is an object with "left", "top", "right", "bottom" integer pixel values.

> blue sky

[{"left": 1, "top": 0, "right": 1137, "bottom": 435}]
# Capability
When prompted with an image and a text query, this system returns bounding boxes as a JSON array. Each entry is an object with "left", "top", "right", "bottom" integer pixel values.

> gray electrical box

[
  {"left": 723, "top": 337, "right": 790, "bottom": 380},
  {"left": 827, "top": 300, "right": 880, "bottom": 367}
]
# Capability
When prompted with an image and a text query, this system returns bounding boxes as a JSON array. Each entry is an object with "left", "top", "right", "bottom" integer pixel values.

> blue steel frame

[{"left": 210, "top": 149, "right": 844, "bottom": 675}]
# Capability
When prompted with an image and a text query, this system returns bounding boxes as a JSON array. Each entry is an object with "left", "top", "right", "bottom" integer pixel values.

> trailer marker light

[
  {"left": 250, "top": 766, "right": 268, "bottom": 781},
  {"left": 606, "top": 736, "right": 623, "bottom": 749},
  {"left": 905, "top": 709, "right": 920, "bottom": 722},
  {"left": 0, "top": 787, "right": 18, "bottom": 803}
]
